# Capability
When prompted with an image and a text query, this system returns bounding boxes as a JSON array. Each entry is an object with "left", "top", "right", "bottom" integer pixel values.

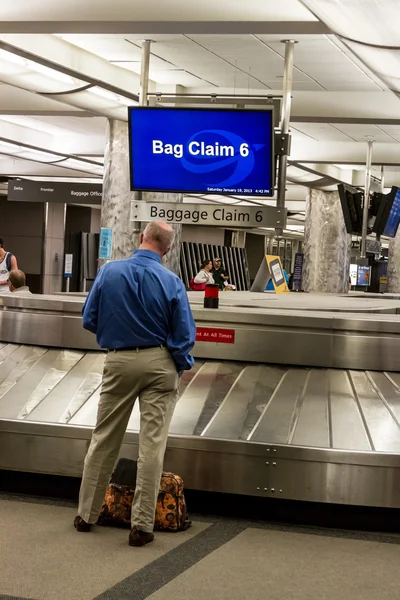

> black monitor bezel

[
  {"left": 127, "top": 105, "right": 275, "bottom": 197},
  {"left": 338, "top": 183, "right": 364, "bottom": 235}
]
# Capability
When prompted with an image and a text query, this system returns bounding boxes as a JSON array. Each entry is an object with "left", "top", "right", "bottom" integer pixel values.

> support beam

[
  {"left": 360, "top": 140, "right": 373, "bottom": 259},
  {"left": 0, "top": 22, "right": 330, "bottom": 35},
  {"left": 276, "top": 39, "right": 296, "bottom": 235},
  {"left": 290, "top": 141, "right": 400, "bottom": 166}
]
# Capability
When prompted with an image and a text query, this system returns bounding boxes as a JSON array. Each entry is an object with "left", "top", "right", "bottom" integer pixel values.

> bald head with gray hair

[
  {"left": 140, "top": 221, "right": 175, "bottom": 256},
  {"left": 9, "top": 269, "right": 26, "bottom": 290}
]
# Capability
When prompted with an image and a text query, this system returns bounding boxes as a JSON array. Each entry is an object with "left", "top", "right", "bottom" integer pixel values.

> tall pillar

[
  {"left": 387, "top": 231, "right": 400, "bottom": 292},
  {"left": 42, "top": 202, "right": 66, "bottom": 294},
  {"left": 302, "top": 189, "right": 351, "bottom": 293},
  {"left": 100, "top": 119, "right": 182, "bottom": 274}
]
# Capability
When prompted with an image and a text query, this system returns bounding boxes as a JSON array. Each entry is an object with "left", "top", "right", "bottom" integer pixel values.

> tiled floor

[
  {"left": 1, "top": 495, "right": 400, "bottom": 600},
  {"left": 0, "top": 499, "right": 210, "bottom": 600}
]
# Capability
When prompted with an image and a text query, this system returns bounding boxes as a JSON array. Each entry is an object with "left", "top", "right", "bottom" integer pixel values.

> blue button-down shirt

[{"left": 82, "top": 249, "right": 196, "bottom": 372}]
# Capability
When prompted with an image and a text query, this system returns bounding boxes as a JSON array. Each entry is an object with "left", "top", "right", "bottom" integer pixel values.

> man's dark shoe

[
  {"left": 74, "top": 516, "right": 92, "bottom": 532},
  {"left": 129, "top": 527, "right": 154, "bottom": 547}
]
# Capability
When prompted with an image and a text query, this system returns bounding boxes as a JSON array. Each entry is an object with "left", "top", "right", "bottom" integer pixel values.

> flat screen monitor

[
  {"left": 373, "top": 187, "right": 400, "bottom": 237},
  {"left": 357, "top": 265, "right": 371, "bottom": 286},
  {"left": 128, "top": 107, "right": 274, "bottom": 196},
  {"left": 338, "top": 184, "right": 363, "bottom": 235}
]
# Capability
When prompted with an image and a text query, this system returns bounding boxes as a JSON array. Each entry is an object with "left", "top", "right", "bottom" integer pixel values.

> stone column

[
  {"left": 100, "top": 119, "right": 182, "bottom": 275},
  {"left": 302, "top": 189, "right": 351, "bottom": 293},
  {"left": 388, "top": 230, "right": 400, "bottom": 292}
]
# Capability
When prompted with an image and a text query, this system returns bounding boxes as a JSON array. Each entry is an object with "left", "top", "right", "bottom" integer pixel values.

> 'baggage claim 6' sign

[{"left": 132, "top": 202, "right": 286, "bottom": 229}]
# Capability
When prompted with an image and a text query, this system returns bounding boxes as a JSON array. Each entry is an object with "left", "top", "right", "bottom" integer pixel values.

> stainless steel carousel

[{"left": 1, "top": 291, "right": 400, "bottom": 508}]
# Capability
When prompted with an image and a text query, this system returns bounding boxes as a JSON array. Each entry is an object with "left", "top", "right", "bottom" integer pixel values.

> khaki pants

[{"left": 78, "top": 346, "right": 179, "bottom": 533}]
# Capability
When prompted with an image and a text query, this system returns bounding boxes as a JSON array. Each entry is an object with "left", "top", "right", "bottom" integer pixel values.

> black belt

[{"left": 108, "top": 345, "right": 164, "bottom": 352}]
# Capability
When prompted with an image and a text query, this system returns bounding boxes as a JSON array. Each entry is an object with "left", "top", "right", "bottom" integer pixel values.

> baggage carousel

[{"left": 1, "top": 291, "right": 400, "bottom": 509}]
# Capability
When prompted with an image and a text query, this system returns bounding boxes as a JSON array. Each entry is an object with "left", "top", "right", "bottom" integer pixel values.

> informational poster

[
  {"left": 349, "top": 264, "right": 358, "bottom": 287},
  {"left": 64, "top": 254, "right": 73, "bottom": 278},
  {"left": 99, "top": 228, "right": 113, "bottom": 260},
  {"left": 266, "top": 255, "right": 290, "bottom": 294},
  {"left": 357, "top": 266, "right": 371, "bottom": 286},
  {"left": 292, "top": 253, "right": 304, "bottom": 291}
]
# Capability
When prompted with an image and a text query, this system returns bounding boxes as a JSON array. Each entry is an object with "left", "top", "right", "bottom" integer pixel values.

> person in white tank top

[{"left": 0, "top": 237, "right": 18, "bottom": 288}]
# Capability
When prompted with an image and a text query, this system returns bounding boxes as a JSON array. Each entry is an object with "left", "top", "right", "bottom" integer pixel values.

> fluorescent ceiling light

[
  {"left": 88, "top": 86, "right": 133, "bottom": 106},
  {"left": 0, "top": 49, "right": 26, "bottom": 66},
  {"left": 58, "top": 157, "right": 104, "bottom": 175},
  {"left": 0, "top": 140, "right": 21, "bottom": 151},
  {"left": 0, "top": 140, "right": 61, "bottom": 161},
  {"left": 0, "top": 115, "right": 72, "bottom": 136},
  {"left": 0, "top": 48, "right": 75, "bottom": 84},
  {"left": 0, "top": 140, "right": 103, "bottom": 169}
]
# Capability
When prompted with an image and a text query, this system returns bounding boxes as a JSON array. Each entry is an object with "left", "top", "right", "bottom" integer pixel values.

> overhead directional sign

[
  {"left": 8, "top": 179, "right": 102, "bottom": 204},
  {"left": 128, "top": 107, "right": 274, "bottom": 197},
  {"left": 132, "top": 201, "right": 286, "bottom": 229}
]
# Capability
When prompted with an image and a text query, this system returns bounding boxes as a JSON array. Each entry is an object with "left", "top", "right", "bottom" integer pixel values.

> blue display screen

[
  {"left": 128, "top": 107, "right": 274, "bottom": 196},
  {"left": 384, "top": 188, "right": 400, "bottom": 237}
]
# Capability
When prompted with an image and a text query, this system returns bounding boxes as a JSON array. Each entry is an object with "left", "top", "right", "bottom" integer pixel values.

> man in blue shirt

[{"left": 74, "top": 221, "right": 196, "bottom": 547}]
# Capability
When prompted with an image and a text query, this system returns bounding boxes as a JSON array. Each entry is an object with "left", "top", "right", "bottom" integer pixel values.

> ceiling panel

[
  {"left": 61, "top": 37, "right": 142, "bottom": 61},
  {"left": 57, "top": 32, "right": 385, "bottom": 93},
  {"left": 379, "top": 125, "right": 400, "bottom": 142},
  {"left": 333, "top": 123, "right": 398, "bottom": 143},
  {"left": 261, "top": 35, "right": 381, "bottom": 92},
  {"left": 291, "top": 123, "right": 354, "bottom": 142}
]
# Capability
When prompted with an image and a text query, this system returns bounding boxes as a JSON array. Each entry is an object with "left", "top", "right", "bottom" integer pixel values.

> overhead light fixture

[
  {"left": 0, "top": 49, "right": 26, "bottom": 66},
  {"left": 87, "top": 86, "right": 133, "bottom": 106},
  {"left": 56, "top": 157, "right": 104, "bottom": 175},
  {"left": 0, "top": 140, "right": 21, "bottom": 151},
  {"left": 0, "top": 48, "right": 75, "bottom": 85},
  {"left": 0, "top": 115, "right": 70, "bottom": 136},
  {"left": 0, "top": 140, "right": 104, "bottom": 172},
  {"left": 0, "top": 47, "right": 138, "bottom": 117}
]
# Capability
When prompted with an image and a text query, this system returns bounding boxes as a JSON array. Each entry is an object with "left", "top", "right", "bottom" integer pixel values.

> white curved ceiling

[{"left": 0, "top": 0, "right": 400, "bottom": 233}]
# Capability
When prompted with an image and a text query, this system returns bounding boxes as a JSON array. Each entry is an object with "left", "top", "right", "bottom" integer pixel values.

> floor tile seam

[{"left": 93, "top": 520, "right": 248, "bottom": 600}]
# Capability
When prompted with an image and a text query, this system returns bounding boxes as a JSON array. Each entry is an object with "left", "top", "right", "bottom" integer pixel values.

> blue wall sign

[
  {"left": 99, "top": 228, "right": 113, "bottom": 260},
  {"left": 128, "top": 107, "right": 274, "bottom": 197},
  {"left": 64, "top": 254, "right": 73, "bottom": 278}
]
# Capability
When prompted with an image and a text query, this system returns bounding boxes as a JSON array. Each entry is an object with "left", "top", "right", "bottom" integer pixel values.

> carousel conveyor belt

[
  {"left": 1, "top": 341, "right": 400, "bottom": 514},
  {"left": 1, "top": 343, "right": 400, "bottom": 452},
  {"left": 1, "top": 292, "right": 400, "bottom": 509}
]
